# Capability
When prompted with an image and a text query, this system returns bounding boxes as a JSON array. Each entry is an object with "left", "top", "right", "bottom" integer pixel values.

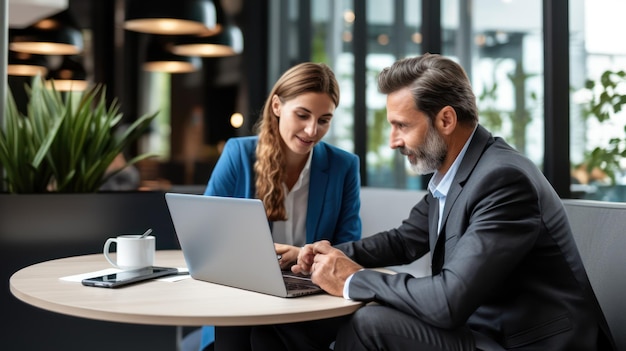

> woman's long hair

[{"left": 254, "top": 62, "right": 339, "bottom": 221}]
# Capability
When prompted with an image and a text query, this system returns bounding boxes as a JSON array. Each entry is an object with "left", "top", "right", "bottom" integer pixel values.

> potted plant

[{"left": 0, "top": 76, "right": 157, "bottom": 193}]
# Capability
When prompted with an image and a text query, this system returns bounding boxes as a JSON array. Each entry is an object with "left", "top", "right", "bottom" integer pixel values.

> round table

[{"left": 9, "top": 250, "right": 364, "bottom": 326}]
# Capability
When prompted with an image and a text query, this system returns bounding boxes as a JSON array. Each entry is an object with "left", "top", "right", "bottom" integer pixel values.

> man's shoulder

[{"left": 485, "top": 138, "right": 537, "bottom": 169}]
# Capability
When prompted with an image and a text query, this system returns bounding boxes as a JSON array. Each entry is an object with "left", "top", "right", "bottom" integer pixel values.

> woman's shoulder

[
  {"left": 223, "top": 136, "right": 258, "bottom": 152},
  {"left": 225, "top": 135, "right": 258, "bottom": 146}
]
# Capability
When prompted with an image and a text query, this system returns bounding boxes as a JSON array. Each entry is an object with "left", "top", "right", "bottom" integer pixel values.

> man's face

[{"left": 386, "top": 88, "right": 447, "bottom": 175}]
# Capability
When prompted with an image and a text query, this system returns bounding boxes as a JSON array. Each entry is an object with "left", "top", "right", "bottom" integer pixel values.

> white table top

[{"left": 9, "top": 250, "right": 364, "bottom": 326}]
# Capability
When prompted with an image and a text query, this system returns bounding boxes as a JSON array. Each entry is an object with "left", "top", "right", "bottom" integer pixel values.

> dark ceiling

[{"left": 67, "top": 0, "right": 93, "bottom": 30}]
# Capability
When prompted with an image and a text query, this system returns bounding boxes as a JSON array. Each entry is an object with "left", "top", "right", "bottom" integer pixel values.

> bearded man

[{"left": 249, "top": 53, "right": 615, "bottom": 351}]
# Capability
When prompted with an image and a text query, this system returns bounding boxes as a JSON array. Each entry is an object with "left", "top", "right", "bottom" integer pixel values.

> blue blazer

[
  {"left": 200, "top": 136, "right": 361, "bottom": 349},
  {"left": 205, "top": 136, "right": 362, "bottom": 246}
]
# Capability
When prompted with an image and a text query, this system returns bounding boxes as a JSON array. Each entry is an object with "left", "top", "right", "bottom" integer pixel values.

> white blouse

[{"left": 271, "top": 152, "right": 312, "bottom": 247}]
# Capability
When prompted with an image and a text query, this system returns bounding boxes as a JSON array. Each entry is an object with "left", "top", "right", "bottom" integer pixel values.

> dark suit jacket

[
  {"left": 204, "top": 136, "right": 361, "bottom": 244},
  {"left": 337, "top": 125, "right": 615, "bottom": 350}
]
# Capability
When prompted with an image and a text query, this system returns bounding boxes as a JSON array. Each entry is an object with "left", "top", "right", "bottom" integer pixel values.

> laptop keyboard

[
  {"left": 282, "top": 272, "right": 320, "bottom": 291},
  {"left": 283, "top": 277, "right": 319, "bottom": 291}
]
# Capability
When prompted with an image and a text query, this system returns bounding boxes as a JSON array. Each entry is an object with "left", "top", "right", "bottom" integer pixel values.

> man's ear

[
  {"left": 436, "top": 106, "right": 457, "bottom": 136},
  {"left": 271, "top": 95, "right": 281, "bottom": 117}
]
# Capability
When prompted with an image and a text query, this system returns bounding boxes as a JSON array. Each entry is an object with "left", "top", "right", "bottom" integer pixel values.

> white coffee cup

[{"left": 103, "top": 235, "right": 155, "bottom": 269}]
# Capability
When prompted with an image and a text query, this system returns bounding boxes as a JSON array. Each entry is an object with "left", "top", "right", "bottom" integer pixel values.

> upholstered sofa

[
  {"left": 359, "top": 187, "right": 431, "bottom": 277},
  {"left": 562, "top": 199, "right": 626, "bottom": 350}
]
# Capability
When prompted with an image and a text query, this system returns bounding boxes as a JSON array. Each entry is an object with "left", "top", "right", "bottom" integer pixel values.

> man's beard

[{"left": 400, "top": 125, "right": 447, "bottom": 175}]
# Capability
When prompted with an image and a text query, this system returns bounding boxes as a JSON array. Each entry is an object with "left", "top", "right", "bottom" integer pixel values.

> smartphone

[{"left": 81, "top": 266, "right": 179, "bottom": 288}]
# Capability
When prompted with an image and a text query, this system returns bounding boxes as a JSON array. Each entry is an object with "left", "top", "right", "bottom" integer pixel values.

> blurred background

[{"left": 5, "top": 0, "right": 626, "bottom": 200}]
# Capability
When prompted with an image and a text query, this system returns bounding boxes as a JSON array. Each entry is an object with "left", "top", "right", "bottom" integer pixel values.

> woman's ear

[
  {"left": 436, "top": 106, "right": 457, "bottom": 136},
  {"left": 271, "top": 95, "right": 281, "bottom": 117}
]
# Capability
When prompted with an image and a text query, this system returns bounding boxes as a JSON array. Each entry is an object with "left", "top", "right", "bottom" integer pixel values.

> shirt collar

[{"left": 291, "top": 150, "right": 313, "bottom": 191}]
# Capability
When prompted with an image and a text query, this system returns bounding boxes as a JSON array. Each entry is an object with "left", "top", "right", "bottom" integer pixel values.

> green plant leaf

[{"left": 1, "top": 77, "right": 160, "bottom": 193}]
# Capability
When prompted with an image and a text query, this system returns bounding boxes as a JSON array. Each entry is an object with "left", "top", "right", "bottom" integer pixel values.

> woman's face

[{"left": 272, "top": 92, "right": 335, "bottom": 156}]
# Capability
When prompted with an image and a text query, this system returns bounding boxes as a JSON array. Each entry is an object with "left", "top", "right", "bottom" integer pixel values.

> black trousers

[
  {"left": 239, "top": 305, "right": 479, "bottom": 351},
  {"left": 215, "top": 317, "right": 346, "bottom": 351}
]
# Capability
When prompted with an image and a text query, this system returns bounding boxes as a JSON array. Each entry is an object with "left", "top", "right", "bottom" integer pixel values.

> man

[{"left": 251, "top": 54, "right": 616, "bottom": 351}]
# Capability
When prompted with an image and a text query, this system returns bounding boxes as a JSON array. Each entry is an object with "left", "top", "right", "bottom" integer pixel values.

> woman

[{"left": 197, "top": 62, "right": 362, "bottom": 351}]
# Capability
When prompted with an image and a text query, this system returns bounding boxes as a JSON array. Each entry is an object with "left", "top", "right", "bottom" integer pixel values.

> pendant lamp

[
  {"left": 125, "top": 0, "right": 218, "bottom": 35},
  {"left": 171, "top": 22, "right": 243, "bottom": 57},
  {"left": 46, "top": 56, "right": 88, "bottom": 92},
  {"left": 7, "top": 51, "right": 48, "bottom": 77},
  {"left": 143, "top": 36, "right": 201, "bottom": 73},
  {"left": 9, "top": 10, "right": 83, "bottom": 55}
]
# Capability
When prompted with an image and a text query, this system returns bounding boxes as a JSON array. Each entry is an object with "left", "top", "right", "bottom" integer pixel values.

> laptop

[{"left": 165, "top": 193, "right": 324, "bottom": 298}]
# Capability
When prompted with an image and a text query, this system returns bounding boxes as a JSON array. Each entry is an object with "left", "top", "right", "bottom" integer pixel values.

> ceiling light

[
  {"left": 9, "top": 10, "right": 83, "bottom": 55},
  {"left": 171, "top": 23, "right": 243, "bottom": 57},
  {"left": 124, "top": 0, "right": 218, "bottom": 35},
  {"left": 7, "top": 51, "right": 48, "bottom": 77},
  {"left": 143, "top": 37, "right": 201, "bottom": 73},
  {"left": 46, "top": 56, "right": 88, "bottom": 92}
]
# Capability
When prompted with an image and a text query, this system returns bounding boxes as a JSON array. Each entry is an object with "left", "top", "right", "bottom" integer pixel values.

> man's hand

[
  {"left": 291, "top": 242, "right": 318, "bottom": 275},
  {"left": 293, "top": 240, "right": 362, "bottom": 296}
]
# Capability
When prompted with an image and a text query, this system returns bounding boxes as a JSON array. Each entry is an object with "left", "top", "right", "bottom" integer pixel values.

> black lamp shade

[
  {"left": 171, "top": 23, "right": 243, "bottom": 57},
  {"left": 143, "top": 37, "right": 201, "bottom": 73},
  {"left": 125, "top": 0, "right": 218, "bottom": 35},
  {"left": 9, "top": 11, "right": 83, "bottom": 55},
  {"left": 46, "top": 56, "right": 88, "bottom": 92},
  {"left": 7, "top": 51, "right": 48, "bottom": 76}
]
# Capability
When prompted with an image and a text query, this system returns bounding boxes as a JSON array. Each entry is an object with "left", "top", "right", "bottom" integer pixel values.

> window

[
  {"left": 570, "top": 0, "right": 626, "bottom": 201},
  {"left": 443, "top": 0, "right": 544, "bottom": 166},
  {"left": 269, "top": 0, "right": 626, "bottom": 201}
]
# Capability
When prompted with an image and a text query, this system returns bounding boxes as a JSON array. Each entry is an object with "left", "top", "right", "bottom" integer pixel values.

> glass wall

[
  {"left": 442, "top": 0, "right": 544, "bottom": 165},
  {"left": 570, "top": 0, "right": 626, "bottom": 201},
  {"left": 364, "top": 0, "right": 423, "bottom": 188},
  {"left": 270, "top": 0, "right": 626, "bottom": 200},
  {"left": 308, "top": 0, "right": 424, "bottom": 189},
  {"left": 307, "top": 0, "right": 546, "bottom": 190},
  {"left": 311, "top": 0, "right": 355, "bottom": 153}
]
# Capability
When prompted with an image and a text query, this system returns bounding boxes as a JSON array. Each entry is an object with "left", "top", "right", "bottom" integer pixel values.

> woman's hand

[{"left": 274, "top": 243, "right": 300, "bottom": 270}]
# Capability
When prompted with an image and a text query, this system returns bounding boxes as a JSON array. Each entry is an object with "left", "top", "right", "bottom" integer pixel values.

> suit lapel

[
  {"left": 306, "top": 144, "right": 329, "bottom": 242},
  {"left": 428, "top": 193, "right": 439, "bottom": 253},
  {"left": 439, "top": 125, "right": 493, "bottom": 233}
]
